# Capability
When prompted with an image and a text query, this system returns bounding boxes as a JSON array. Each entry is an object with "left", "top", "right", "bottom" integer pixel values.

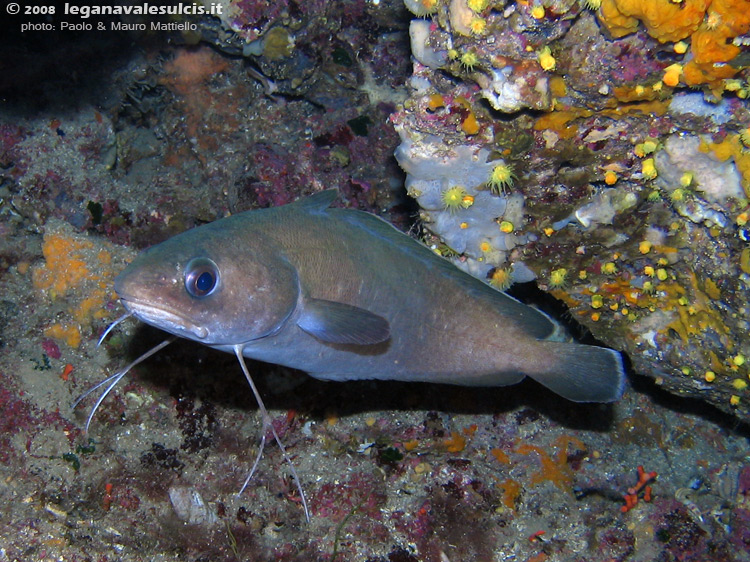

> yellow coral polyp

[
  {"left": 663, "top": 63, "right": 683, "bottom": 87},
  {"left": 488, "top": 163, "right": 516, "bottom": 193},
  {"left": 531, "top": 5, "right": 546, "bottom": 19},
  {"left": 537, "top": 46, "right": 556, "bottom": 71},
  {"left": 732, "top": 378, "right": 748, "bottom": 390},
  {"left": 442, "top": 186, "right": 469, "bottom": 212},
  {"left": 467, "top": 0, "right": 489, "bottom": 11},
  {"left": 460, "top": 51, "right": 479, "bottom": 70},
  {"left": 670, "top": 188, "right": 687, "bottom": 202},
  {"left": 549, "top": 268, "right": 568, "bottom": 288},
  {"left": 490, "top": 267, "right": 514, "bottom": 290},
  {"left": 674, "top": 41, "right": 689, "bottom": 54},
  {"left": 724, "top": 79, "right": 743, "bottom": 92},
  {"left": 705, "top": 10, "right": 722, "bottom": 29},
  {"left": 642, "top": 158, "right": 658, "bottom": 179},
  {"left": 469, "top": 17, "right": 487, "bottom": 34},
  {"left": 635, "top": 139, "right": 658, "bottom": 157},
  {"left": 407, "top": 0, "right": 439, "bottom": 15}
]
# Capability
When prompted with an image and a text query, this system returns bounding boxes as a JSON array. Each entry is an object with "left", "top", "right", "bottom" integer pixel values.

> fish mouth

[{"left": 119, "top": 297, "right": 209, "bottom": 340}]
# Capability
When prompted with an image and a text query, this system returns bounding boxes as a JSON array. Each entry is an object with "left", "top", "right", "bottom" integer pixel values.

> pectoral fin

[{"left": 297, "top": 298, "right": 391, "bottom": 345}]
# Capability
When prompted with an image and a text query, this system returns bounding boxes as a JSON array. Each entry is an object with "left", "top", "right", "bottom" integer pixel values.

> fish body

[{"left": 115, "top": 190, "right": 625, "bottom": 402}]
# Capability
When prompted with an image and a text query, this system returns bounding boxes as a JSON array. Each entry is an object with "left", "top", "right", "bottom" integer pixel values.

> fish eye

[{"left": 184, "top": 258, "right": 220, "bottom": 298}]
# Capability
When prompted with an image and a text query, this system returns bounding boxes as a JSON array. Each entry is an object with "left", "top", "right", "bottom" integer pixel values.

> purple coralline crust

[
  {"left": 312, "top": 471, "right": 388, "bottom": 522},
  {"left": 739, "top": 465, "right": 750, "bottom": 496},
  {"left": 730, "top": 509, "right": 750, "bottom": 553},
  {"left": 0, "top": 382, "right": 36, "bottom": 465},
  {"left": 612, "top": 46, "right": 665, "bottom": 83},
  {"left": 0, "top": 375, "right": 81, "bottom": 464},
  {"left": 0, "top": 123, "right": 27, "bottom": 167}
]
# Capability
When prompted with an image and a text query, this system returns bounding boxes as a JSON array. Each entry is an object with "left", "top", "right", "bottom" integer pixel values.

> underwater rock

[{"left": 393, "top": 0, "right": 750, "bottom": 421}]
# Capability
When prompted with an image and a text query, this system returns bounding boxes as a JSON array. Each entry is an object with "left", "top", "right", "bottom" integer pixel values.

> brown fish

[
  {"left": 81, "top": 190, "right": 625, "bottom": 519},
  {"left": 114, "top": 189, "right": 624, "bottom": 400}
]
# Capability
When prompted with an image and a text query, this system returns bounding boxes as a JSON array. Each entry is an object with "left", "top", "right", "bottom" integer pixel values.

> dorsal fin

[{"left": 294, "top": 190, "right": 338, "bottom": 212}]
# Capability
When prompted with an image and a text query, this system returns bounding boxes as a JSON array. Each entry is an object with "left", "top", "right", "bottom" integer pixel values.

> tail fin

[{"left": 529, "top": 341, "right": 626, "bottom": 402}]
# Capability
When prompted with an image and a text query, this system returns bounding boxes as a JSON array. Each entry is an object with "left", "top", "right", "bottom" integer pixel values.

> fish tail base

[{"left": 530, "top": 341, "right": 626, "bottom": 403}]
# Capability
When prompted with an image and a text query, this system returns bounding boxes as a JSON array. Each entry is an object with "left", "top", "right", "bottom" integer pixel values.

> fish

[{"left": 80, "top": 189, "right": 625, "bottom": 520}]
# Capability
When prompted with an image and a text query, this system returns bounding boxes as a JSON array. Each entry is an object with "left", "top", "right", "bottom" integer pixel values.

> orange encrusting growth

[
  {"left": 684, "top": 0, "right": 750, "bottom": 87},
  {"left": 491, "top": 447, "right": 511, "bottom": 464},
  {"left": 598, "top": 0, "right": 750, "bottom": 89},
  {"left": 496, "top": 478, "right": 522, "bottom": 510},
  {"left": 443, "top": 431, "right": 467, "bottom": 453},
  {"left": 598, "top": 0, "right": 711, "bottom": 42},
  {"left": 684, "top": 27, "right": 741, "bottom": 86},
  {"left": 700, "top": 135, "right": 750, "bottom": 195},
  {"left": 533, "top": 109, "right": 593, "bottom": 140},
  {"left": 32, "top": 221, "right": 121, "bottom": 348},
  {"left": 32, "top": 232, "right": 92, "bottom": 296},
  {"left": 517, "top": 435, "right": 586, "bottom": 491}
]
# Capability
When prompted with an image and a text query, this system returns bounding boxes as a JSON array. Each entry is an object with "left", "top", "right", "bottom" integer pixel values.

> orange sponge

[
  {"left": 708, "top": 0, "right": 750, "bottom": 36},
  {"left": 682, "top": 0, "right": 750, "bottom": 87},
  {"left": 683, "top": 28, "right": 740, "bottom": 86},
  {"left": 599, "top": 0, "right": 711, "bottom": 42}
]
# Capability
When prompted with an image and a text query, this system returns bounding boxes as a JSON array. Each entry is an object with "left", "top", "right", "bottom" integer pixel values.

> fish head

[{"left": 114, "top": 218, "right": 298, "bottom": 346}]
